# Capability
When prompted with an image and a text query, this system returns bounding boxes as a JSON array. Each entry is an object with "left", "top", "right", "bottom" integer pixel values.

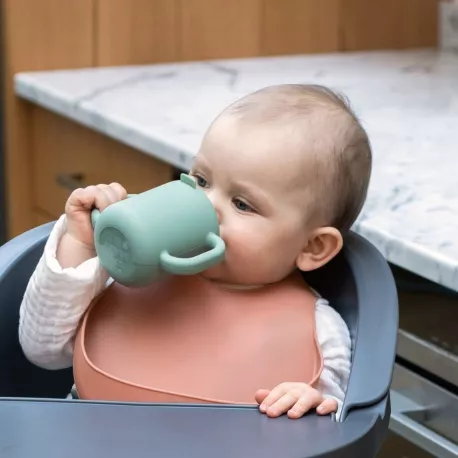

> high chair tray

[{"left": 0, "top": 399, "right": 384, "bottom": 458}]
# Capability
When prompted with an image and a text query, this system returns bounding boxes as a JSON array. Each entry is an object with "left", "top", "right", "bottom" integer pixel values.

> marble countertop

[{"left": 14, "top": 49, "right": 458, "bottom": 291}]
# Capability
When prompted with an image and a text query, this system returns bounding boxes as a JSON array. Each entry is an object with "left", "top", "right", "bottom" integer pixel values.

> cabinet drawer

[
  {"left": 32, "top": 108, "right": 173, "bottom": 217},
  {"left": 32, "top": 208, "right": 56, "bottom": 227},
  {"left": 392, "top": 264, "right": 458, "bottom": 386},
  {"left": 388, "top": 364, "right": 458, "bottom": 458}
]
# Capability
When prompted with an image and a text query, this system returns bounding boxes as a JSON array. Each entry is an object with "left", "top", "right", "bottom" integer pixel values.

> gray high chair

[{"left": 0, "top": 220, "right": 398, "bottom": 458}]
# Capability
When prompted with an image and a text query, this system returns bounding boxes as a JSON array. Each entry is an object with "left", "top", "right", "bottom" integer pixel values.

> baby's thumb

[{"left": 254, "top": 389, "right": 270, "bottom": 405}]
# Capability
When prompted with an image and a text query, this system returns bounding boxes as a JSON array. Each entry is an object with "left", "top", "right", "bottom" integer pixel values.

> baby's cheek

[
  {"left": 222, "top": 218, "right": 275, "bottom": 256},
  {"left": 227, "top": 231, "right": 268, "bottom": 263}
]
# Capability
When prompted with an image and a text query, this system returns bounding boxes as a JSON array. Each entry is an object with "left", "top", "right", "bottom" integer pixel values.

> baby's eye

[
  {"left": 233, "top": 198, "right": 253, "bottom": 213},
  {"left": 194, "top": 175, "right": 208, "bottom": 188}
]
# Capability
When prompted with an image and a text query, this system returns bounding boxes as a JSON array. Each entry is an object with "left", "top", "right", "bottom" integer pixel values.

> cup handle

[
  {"left": 160, "top": 232, "right": 225, "bottom": 275},
  {"left": 91, "top": 194, "right": 137, "bottom": 228}
]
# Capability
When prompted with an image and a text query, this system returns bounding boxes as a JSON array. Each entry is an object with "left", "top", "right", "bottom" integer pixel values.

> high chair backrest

[
  {"left": 303, "top": 231, "right": 398, "bottom": 420},
  {"left": 0, "top": 222, "right": 74, "bottom": 398}
]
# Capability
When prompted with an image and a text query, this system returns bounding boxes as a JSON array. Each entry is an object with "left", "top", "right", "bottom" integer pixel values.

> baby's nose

[{"left": 215, "top": 207, "right": 222, "bottom": 225}]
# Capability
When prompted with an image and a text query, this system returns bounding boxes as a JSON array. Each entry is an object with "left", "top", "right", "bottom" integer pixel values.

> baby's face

[{"left": 190, "top": 115, "right": 314, "bottom": 286}]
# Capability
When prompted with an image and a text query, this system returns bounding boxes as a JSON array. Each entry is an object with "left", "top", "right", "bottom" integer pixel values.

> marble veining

[{"left": 14, "top": 49, "right": 458, "bottom": 291}]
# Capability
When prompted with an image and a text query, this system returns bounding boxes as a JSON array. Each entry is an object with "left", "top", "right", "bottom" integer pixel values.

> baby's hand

[
  {"left": 255, "top": 383, "right": 338, "bottom": 419},
  {"left": 65, "top": 183, "right": 127, "bottom": 250}
]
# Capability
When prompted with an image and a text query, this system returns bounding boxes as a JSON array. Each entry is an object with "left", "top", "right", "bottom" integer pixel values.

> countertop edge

[{"left": 14, "top": 76, "right": 196, "bottom": 171}]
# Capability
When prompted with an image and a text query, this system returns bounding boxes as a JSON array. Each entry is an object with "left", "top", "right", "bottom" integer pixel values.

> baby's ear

[{"left": 296, "top": 227, "right": 343, "bottom": 272}]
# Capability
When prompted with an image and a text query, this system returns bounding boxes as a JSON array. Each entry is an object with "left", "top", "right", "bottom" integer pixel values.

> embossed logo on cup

[{"left": 99, "top": 228, "right": 132, "bottom": 273}]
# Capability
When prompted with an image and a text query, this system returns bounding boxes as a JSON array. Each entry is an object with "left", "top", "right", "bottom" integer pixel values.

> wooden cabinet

[
  {"left": 2, "top": 0, "right": 95, "bottom": 238},
  {"left": 31, "top": 108, "right": 173, "bottom": 221},
  {"left": 31, "top": 209, "right": 55, "bottom": 227}
]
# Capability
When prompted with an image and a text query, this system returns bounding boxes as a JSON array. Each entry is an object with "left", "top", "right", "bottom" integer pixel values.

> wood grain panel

[
  {"left": 96, "top": 0, "right": 179, "bottom": 65},
  {"left": 399, "top": 0, "right": 438, "bottom": 48},
  {"left": 179, "top": 0, "right": 262, "bottom": 60},
  {"left": 32, "top": 209, "right": 57, "bottom": 227},
  {"left": 342, "top": 0, "right": 438, "bottom": 51},
  {"left": 32, "top": 108, "right": 173, "bottom": 218},
  {"left": 262, "top": 0, "right": 342, "bottom": 55},
  {"left": 1, "top": 0, "right": 94, "bottom": 237}
]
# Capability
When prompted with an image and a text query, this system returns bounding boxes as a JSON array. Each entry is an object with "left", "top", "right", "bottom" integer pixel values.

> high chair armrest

[
  {"left": 304, "top": 231, "right": 399, "bottom": 422},
  {"left": 339, "top": 233, "right": 398, "bottom": 420}
]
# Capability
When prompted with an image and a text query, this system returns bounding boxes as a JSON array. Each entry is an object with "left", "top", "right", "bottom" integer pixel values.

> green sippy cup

[{"left": 91, "top": 174, "right": 225, "bottom": 287}]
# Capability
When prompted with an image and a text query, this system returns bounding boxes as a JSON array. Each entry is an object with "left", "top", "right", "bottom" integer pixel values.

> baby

[{"left": 19, "top": 84, "right": 372, "bottom": 420}]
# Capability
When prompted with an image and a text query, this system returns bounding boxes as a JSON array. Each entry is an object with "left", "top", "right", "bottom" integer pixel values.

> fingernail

[
  {"left": 260, "top": 404, "right": 266, "bottom": 413},
  {"left": 318, "top": 406, "right": 324, "bottom": 413}
]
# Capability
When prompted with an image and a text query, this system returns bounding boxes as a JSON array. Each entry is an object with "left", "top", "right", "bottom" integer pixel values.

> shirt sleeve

[
  {"left": 19, "top": 215, "right": 110, "bottom": 370},
  {"left": 314, "top": 298, "right": 352, "bottom": 420}
]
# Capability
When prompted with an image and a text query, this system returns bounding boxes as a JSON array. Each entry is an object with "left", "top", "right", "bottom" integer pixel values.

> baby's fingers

[
  {"left": 316, "top": 398, "right": 338, "bottom": 416},
  {"left": 266, "top": 392, "right": 298, "bottom": 418},
  {"left": 107, "top": 182, "right": 128, "bottom": 201},
  {"left": 259, "top": 383, "right": 291, "bottom": 413},
  {"left": 287, "top": 391, "right": 323, "bottom": 419},
  {"left": 254, "top": 389, "right": 270, "bottom": 406},
  {"left": 67, "top": 186, "right": 108, "bottom": 212}
]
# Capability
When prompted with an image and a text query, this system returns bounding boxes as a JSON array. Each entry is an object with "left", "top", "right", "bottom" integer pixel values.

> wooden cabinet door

[
  {"left": 342, "top": 0, "right": 438, "bottom": 50},
  {"left": 3, "top": 0, "right": 94, "bottom": 236},
  {"left": 32, "top": 209, "right": 56, "bottom": 228},
  {"left": 32, "top": 108, "right": 173, "bottom": 219},
  {"left": 262, "top": 0, "right": 342, "bottom": 55},
  {"left": 179, "top": 0, "right": 262, "bottom": 60},
  {"left": 96, "top": 0, "right": 179, "bottom": 65}
]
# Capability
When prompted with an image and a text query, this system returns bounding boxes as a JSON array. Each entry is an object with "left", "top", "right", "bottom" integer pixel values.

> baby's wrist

[
  {"left": 57, "top": 232, "right": 96, "bottom": 269},
  {"left": 64, "top": 231, "right": 95, "bottom": 252}
]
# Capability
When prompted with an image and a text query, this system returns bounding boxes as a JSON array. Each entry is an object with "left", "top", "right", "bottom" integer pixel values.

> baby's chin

[
  {"left": 199, "top": 263, "right": 265, "bottom": 287},
  {"left": 199, "top": 264, "right": 232, "bottom": 282}
]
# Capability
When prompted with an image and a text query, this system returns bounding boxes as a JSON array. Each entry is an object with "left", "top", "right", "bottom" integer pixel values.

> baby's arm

[
  {"left": 19, "top": 182, "right": 127, "bottom": 370},
  {"left": 19, "top": 215, "right": 109, "bottom": 370},
  {"left": 313, "top": 299, "right": 352, "bottom": 417}
]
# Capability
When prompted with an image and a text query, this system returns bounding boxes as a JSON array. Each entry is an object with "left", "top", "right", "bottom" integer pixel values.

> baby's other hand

[
  {"left": 65, "top": 183, "right": 127, "bottom": 249},
  {"left": 255, "top": 383, "right": 338, "bottom": 419}
]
